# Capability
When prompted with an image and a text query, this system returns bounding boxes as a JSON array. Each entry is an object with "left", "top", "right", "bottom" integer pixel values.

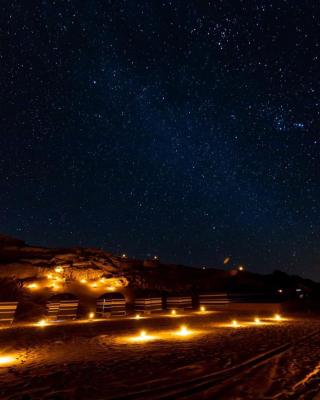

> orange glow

[
  {"left": 254, "top": 317, "right": 261, "bottom": 324},
  {"left": 231, "top": 319, "right": 238, "bottom": 327},
  {"left": 51, "top": 283, "right": 58, "bottom": 289},
  {"left": 128, "top": 330, "right": 155, "bottom": 343},
  {"left": 91, "top": 282, "right": 98, "bottom": 288},
  {"left": 176, "top": 325, "right": 191, "bottom": 336},
  {"left": 171, "top": 309, "right": 176, "bottom": 316},
  {"left": 223, "top": 257, "right": 230, "bottom": 264},
  {"left": 80, "top": 279, "right": 87, "bottom": 284},
  {"left": 47, "top": 273, "right": 53, "bottom": 279},
  {"left": 238, "top": 265, "right": 244, "bottom": 271},
  {"left": 88, "top": 312, "right": 94, "bottom": 319},
  {"left": 36, "top": 319, "right": 47, "bottom": 327},
  {"left": 274, "top": 313, "right": 282, "bottom": 321},
  {"left": 26, "top": 282, "right": 39, "bottom": 290},
  {"left": 0, "top": 355, "right": 16, "bottom": 366},
  {"left": 135, "top": 314, "right": 141, "bottom": 320},
  {"left": 200, "top": 306, "right": 206, "bottom": 312},
  {"left": 55, "top": 266, "right": 64, "bottom": 273},
  {"left": 108, "top": 286, "right": 116, "bottom": 291}
]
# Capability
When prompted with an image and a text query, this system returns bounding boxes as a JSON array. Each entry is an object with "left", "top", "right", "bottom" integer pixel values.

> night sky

[{"left": 1, "top": 2, "right": 319, "bottom": 280}]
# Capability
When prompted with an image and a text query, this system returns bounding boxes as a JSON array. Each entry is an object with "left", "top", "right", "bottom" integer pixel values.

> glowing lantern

[
  {"left": 130, "top": 329, "right": 155, "bottom": 343},
  {"left": 274, "top": 314, "right": 282, "bottom": 321},
  {"left": 200, "top": 306, "right": 206, "bottom": 312},
  {"left": 176, "top": 325, "right": 190, "bottom": 336}
]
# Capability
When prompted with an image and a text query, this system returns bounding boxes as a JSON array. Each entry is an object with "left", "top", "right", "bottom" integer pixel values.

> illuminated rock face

[
  {"left": 0, "top": 235, "right": 129, "bottom": 296},
  {"left": 0, "top": 235, "right": 250, "bottom": 297}
]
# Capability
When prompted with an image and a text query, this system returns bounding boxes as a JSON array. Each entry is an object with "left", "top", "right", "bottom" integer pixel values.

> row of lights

[
  {"left": 132, "top": 325, "right": 191, "bottom": 342},
  {"left": 230, "top": 314, "right": 282, "bottom": 327},
  {"left": 134, "top": 306, "right": 206, "bottom": 320},
  {"left": 121, "top": 254, "right": 159, "bottom": 260},
  {"left": 0, "top": 313, "right": 285, "bottom": 366},
  {"left": 35, "top": 310, "right": 283, "bottom": 330},
  {"left": 26, "top": 266, "right": 66, "bottom": 291},
  {"left": 130, "top": 314, "right": 283, "bottom": 343},
  {"left": 26, "top": 267, "right": 120, "bottom": 292}
]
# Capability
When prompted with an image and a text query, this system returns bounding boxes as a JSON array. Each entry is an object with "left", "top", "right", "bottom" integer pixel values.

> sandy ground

[
  {"left": 197, "top": 328, "right": 320, "bottom": 400},
  {"left": 0, "top": 311, "right": 319, "bottom": 400}
]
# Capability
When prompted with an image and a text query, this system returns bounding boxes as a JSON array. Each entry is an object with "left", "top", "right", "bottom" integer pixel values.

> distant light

[
  {"left": 129, "top": 330, "right": 155, "bottom": 343},
  {"left": 202, "top": 266, "right": 206, "bottom": 270},
  {"left": 153, "top": 255, "right": 158, "bottom": 260},
  {"left": 89, "top": 312, "right": 94, "bottom": 319},
  {"left": 274, "top": 314, "right": 282, "bottom": 321},
  {"left": 238, "top": 265, "right": 244, "bottom": 271},
  {"left": 37, "top": 319, "right": 47, "bottom": 327},
  {"left": 47, "top": 273, "right": 53, "bottom": 279},
  {"left": 278, "top": 289, "right": 283, "bottom": 293},
  {"left": 296, "top": 288, "right": 302, "bottom": 292},
  {"left": 176, "top": 325, "right": 190, "bottom": 336},
  {"left": 135, "top": 314, "right": 141, "bottom": 320},
  {"left": 80, "top": 279, "right": 87, "bottom": 284},
  {"left": 200, "top": 306, "right": 206, "bottom": 312},
  {"left": 122, "top": 254, "right": 127, "bottom": 258},
  {"left": 91, "top": 282, "right": 98, "bottom": 288},
  {"left": 254, "top": 317, "right": 261, "bottom": 324},
  {"left": 231, "top": 319, "right": 238, "bottom": 327},
  {"left": 224, "top": 257, "right": 230, "bottom": 265},
  {"left": 108, "top": 286, "right": 116, "bottom": 291},
  {"left": 55, "top": 266, "right": 63, "bottom": 273},
  {"left": 171, "top": 309, "right": 176, "bottom": 316}
]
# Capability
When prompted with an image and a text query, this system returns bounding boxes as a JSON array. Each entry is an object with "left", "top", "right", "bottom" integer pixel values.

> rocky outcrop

[
  {"left": 0, "top": 234, "right": 318, "bottom": 297},
  {"left": 0, "top": 236, "right": 131, "bottom": 292}
]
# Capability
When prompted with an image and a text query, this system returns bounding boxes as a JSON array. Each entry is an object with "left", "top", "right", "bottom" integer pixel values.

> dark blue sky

[{"left": 1, "top": 1, "right": 319, "bottom": 280}]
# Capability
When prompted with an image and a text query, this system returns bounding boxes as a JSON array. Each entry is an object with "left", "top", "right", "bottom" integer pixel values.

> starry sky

[{"left": 1, "top": 1, "right": 319, "bottom": 280}]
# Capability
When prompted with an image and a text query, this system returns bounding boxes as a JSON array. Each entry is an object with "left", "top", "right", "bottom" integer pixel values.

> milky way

[{"left": 1, "top": 2, "right": 319, "bottom": 279}]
